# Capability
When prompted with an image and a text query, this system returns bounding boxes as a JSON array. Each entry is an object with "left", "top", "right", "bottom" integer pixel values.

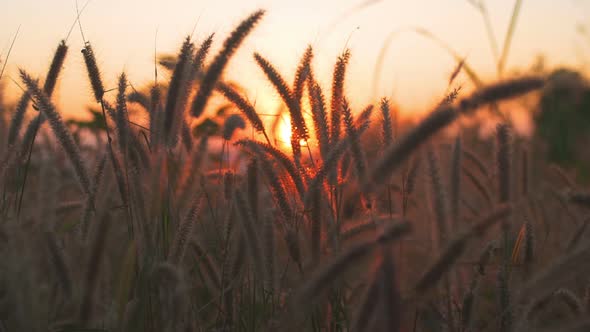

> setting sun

[
  {"left": 276, "top": 113, "right": 292, "bottom": 147},
  {"left": 275, "top": 114, "right": 308, "bottom": 149}
]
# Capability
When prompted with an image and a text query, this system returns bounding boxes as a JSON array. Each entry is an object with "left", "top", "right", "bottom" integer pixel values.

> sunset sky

[{"left": 0, "top": 0, "right": 588, "bottom": 120}]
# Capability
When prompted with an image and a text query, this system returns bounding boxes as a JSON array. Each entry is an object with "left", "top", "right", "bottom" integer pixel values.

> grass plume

[
  {"left": 190, "top": 10, "right": 265, "bottom": 118},
  {"left": 20, "top": 70, "right": 91, "bottom": 196}
]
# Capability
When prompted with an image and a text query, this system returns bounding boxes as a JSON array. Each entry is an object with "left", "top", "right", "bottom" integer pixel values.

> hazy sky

[{"left": 0, "top": 0, "right": 588, "bottom": 119}]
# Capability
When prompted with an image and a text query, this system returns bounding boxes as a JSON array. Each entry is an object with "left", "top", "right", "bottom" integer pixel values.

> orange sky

[{"left": 0, "top": 0, "right": 588, "bottom": 120}]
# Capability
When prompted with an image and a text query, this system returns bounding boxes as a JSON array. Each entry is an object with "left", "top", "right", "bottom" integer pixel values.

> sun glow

[
  {"left": 275, "top": 114, "right": 308, "bottom": 150},
  {"left": 277, "top": 114, "right": 291, "bottom": 145}
]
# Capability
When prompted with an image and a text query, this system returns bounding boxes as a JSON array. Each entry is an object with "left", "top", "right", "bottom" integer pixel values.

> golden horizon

[{"left": 0, "top": 0, "right": 587, "bottom": 122}]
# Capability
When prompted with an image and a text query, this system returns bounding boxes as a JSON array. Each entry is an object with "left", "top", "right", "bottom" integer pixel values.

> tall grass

[{"left": 2, "top": 7, "right": 588, "bottom": 332}]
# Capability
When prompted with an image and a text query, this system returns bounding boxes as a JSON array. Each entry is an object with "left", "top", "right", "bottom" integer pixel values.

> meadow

[{"left": 0, "top": 5, "right": 589, "bottom": 332}]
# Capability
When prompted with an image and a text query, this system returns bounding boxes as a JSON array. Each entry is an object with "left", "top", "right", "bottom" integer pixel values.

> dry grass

[{"left": 0, "top": 8, "right": 587, "bottom": 332}]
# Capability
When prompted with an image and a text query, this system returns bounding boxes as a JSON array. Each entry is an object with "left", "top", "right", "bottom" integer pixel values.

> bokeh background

[{"left": 0, "top": 0, "right": 588, "bottom": 119}]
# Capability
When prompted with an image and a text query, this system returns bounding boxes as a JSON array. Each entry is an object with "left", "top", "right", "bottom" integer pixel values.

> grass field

[{"left": 0, "top": 5, "right": 589, "bottom": 332}]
